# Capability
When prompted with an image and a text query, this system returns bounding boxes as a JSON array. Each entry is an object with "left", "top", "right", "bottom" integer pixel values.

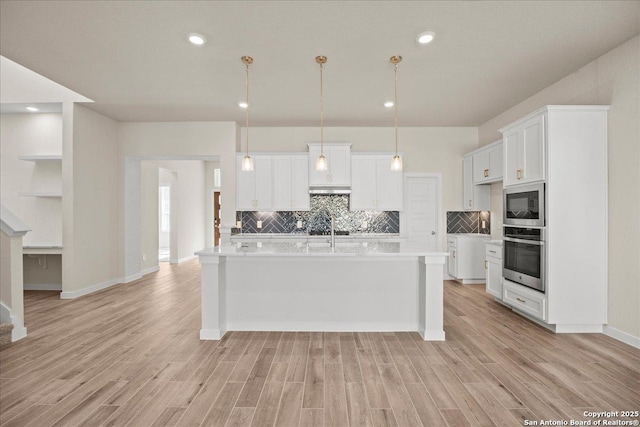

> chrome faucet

[{"left": 330, "top": 214, "right": 336, "bottom": 248}]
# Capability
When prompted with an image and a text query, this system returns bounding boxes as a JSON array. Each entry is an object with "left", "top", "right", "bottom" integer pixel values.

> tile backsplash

[
  {"left": 236, "top": 195, "right": 399, "bottom": 234},
  {"left": 447, "top": 211, "right": 490, "bottom": 234}
]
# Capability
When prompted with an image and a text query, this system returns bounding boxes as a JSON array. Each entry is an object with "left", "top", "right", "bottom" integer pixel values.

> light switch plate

[
  {"left": 257, "top": 220, "right": 262, "bottom": 228},
  {"left": 297, "top": 220, "right": 303, "bottom": 228},
  {"left": 362, "top": 221, "right": 368, "bottom": 229}
]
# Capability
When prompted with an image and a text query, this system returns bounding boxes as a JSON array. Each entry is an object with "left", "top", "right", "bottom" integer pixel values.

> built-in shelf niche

[{"left": 18, "top": 155, "right": 62, "bottom": 162}]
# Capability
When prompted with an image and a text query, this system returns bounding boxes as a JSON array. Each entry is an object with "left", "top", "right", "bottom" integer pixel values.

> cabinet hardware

[
  {"left": 468, "top": 199, "right": 472, "bottom": 207},
  {"left": 453, "top": 250, "right": 456, "bottom": 258},
  {"left": 515, "top": 297, "right": 526, "bottom": 303},
  {"left": 485, "top": 260, "right": 488, "bottom": 269},
  {"left": 517, "top": 169, "right": 523, "bottom": 180},
  {"left": 489, "top": 250, "right": 497, "bottom": 254},
  {"left": 484, "top": 168, "right": 489, "bottom": 177}
]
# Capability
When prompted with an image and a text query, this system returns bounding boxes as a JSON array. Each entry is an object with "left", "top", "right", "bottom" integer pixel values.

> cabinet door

[
  {"left": 521, "top": 115, "right": 545, "bottom": 184},
  {"left": 308, "top": 145, "right": 329, "bottom": 185},
  {"left": 488, "top": 144, "right": 503, "bottom": 181},
  {"left": 291, "top": 156, "right": 310, "bottom": 210},
  {"left": 253, "top": 156, "right": 273, "bottom": 211},
  {"left": 462, "top": 157, "right": 474, "bottom": 210},
  {"left": 486, "top": 257, "right": 503, "bottom": 299},
  {"left": 473, "top": 151, "right": 490, "bottom": 184},
  {"left": 448, "top": 245, "right": 457, "bottom": 277},
  {"left": 351, "top": 156, "right": 377, "bottom": 210},
  {"left": 236, "top": 156, "right": 256, "bottom": 210},
  {"left": 503, "top": 129, "right": 520, "bottom": 187},
  {"left": 376, "top": 157, "right": 403, "bottom": 210},
  {"left": 272, "top": 156, "right": 292, "bottom": 210},
  {"left": 329, "top": 146, "right": 351, "bottom": 185}
]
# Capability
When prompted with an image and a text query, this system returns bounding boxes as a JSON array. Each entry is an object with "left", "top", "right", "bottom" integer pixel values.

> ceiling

[{"left": 1, "top": 1, "right": 638, "bottom": 126}]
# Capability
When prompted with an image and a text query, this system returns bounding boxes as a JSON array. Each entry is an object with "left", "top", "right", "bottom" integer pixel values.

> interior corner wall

[
  {"left": 63, "top": 104, "right": 120, "bottom": 294},
  {"left": 240, "top": 126, "right": 478, "bottom": 250},
  {"left": 478, "top": 36, "right": 640, "bottom": 339},
  {"left": 140, "top": 161, "right": 159, "bottom": 271}
]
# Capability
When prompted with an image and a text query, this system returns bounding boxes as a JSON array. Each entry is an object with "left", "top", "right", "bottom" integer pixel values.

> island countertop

[{"left": 196, "top": 241, "right": 449, "bottom": 258}]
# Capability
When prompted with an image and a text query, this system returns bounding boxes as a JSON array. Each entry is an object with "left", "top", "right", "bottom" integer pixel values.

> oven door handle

[{"left": 503, "top": 236, "right": 545, "bottom": 245}]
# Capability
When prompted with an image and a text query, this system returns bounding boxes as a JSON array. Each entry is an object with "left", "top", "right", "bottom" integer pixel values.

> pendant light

[
  {"left": 241, "top": 56, "right": 254, "bottom": 171},
  {"left": 315, "top": 55, "right": 328, "bottom": 171},
  {"left": 390, "top": 55, "right": 403, "bottom": 172}
]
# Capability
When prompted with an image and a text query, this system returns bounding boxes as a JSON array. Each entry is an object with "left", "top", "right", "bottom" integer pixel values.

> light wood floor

[{"left": 1, "top": 260, "right": 638, "bottom": 427}]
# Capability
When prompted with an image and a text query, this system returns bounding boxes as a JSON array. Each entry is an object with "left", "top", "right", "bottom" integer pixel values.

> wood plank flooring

[{"left": 1, "top": 260, "right": 638, "bottom": 426}]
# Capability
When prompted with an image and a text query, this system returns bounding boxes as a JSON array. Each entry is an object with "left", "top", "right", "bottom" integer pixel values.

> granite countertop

[
  {"left": 196, "top": 241, "right": 448, "bottom": 258},
  {"left": 447, "top": 233, "right": 492, "bottom": 238},
  {"left": 486, "top": 240, "right": 503, "bottom": 245},
  {"left": 231, "top": 233, "right": 401, "bottom": 239}
]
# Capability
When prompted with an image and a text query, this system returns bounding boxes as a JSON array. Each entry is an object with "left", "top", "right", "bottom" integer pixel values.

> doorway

[
  {"left": 158, "top": 184, "right": 171, "bottom": 262},
  {"left": 213, "top": 191, "right": 221, "bottom": 246}
]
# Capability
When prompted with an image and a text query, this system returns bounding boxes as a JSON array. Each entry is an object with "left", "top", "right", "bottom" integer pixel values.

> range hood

[{"left": 309, "top": 186, "right": 351, "bottom": 195}]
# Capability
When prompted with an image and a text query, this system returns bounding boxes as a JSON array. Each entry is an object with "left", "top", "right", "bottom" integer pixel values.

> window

[
  {"left": 214, "top": 168, "right": 221, "bottom": 188},
  {"left": 159, "top": 186, "right": 170, "bottom": 232}
]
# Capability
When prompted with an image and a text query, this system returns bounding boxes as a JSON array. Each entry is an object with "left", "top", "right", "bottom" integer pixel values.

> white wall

[
  {"left": 157, "top": 167, "right": 173, "bottom": 251},
  {"left": 141, "top": 161, "right": 159, "bottom": 271},
  {"left": 62, "top": 104, "right": 120, "bottom": 295},
  {"left": 0, "top": 113, "right": 62, "bottom": 245},
  {"left": 478, "top": 36, "right": 640, "bottom": 340},
  {"left": 241, "top": 126, "right": 478, "bottom": 249}
]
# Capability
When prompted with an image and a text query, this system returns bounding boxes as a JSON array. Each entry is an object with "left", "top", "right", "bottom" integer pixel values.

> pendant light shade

[
  {"left": 241, "top": 56, "right": 254, "bottom": 172},
  {"left": 315, "top": 55, "right": 328, "bottom": 171},
  {"left": 390, "top": 55, "right": 403, "bottom": 172}
]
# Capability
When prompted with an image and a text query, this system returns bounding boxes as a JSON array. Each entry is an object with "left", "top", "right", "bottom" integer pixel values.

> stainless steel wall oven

[{"left": 503, "top": 226, "right": 545, "bottom": 292}]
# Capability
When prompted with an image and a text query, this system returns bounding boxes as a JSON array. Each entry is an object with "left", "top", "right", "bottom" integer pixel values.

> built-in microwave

[{"left": 503, "top": 183, "right": 545, "bottom": 227}]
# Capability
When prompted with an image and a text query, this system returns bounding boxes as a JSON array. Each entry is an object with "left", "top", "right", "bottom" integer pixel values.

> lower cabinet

[
  {"left": 503, "top": 280, "right": 546, "bottom": 321},
  {"left": 447, "top": 234, "right": 490, "bottom": 284},
  {"left": 485, "top": 242, "right": 503, "bottom": 300}
]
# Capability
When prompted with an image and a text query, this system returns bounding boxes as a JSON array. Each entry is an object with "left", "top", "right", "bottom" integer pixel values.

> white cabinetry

[
  {"left": 472, "top": 141, "right": 503, "bottom": 184},
  {"left": 351, "top": 155, "right": 403, "bottom": 211},
  {"left": 485, "top": 242, "right": 503, "bottom": 300},
  {"left": 503, "top": 114, "right": 545, "bottom": 187},
  {"left": 462, "top": 156, "right": 490, "bottom": 211},
  {"left": 308, "top": 143, "right": 351, "bottom": 186},
  {"left": 236, "top": 155, "right": 272, "bottom": 211},
  {"left": 498, "top": 106, "right": 609, "bottom": 332},
  {"left": 273, "top": 155, "right": 309, "bottom": 211},
  {"left": 447, "top": 234, "right": 490, "bottom": 284}
]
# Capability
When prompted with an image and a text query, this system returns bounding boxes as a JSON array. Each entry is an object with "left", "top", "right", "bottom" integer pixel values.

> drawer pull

[
  {"left": 484, "top": 260, "right": 488, "bottom": 269},
  {"left": 489, "top": 250, "right": 497, "bottom": 254},
  {"left": 515, "top": 297, "right": 526, "bottom": 303}
]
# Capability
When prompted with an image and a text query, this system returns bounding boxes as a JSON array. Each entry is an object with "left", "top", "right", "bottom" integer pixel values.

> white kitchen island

[{"left": 196, "top": 241, "right": 448, "bottom": 341}]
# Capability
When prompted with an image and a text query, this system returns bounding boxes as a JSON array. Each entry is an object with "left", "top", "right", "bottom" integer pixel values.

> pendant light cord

[
  {"left": 319, "top": 61, "right": 324, "bottom": 156},
  {"left": 394, "top": 62, "right": 398, "bottom": 155},
  {"left": 245, "top": 62, "right": 250, "bottom": 156}
]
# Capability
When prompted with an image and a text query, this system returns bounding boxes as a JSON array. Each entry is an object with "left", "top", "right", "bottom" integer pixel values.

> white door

[
  {"left": 291, "top": 156, "right": 310, "bottom": 210},
  {"left": 329, "top": 145, "right": 351, "bottom": 185},
  {"left": 521, "top": 115, "right": 545, "bottom": 184},
  {"left": 351, "top": 156, "right": 377, "bottom": 210},
  {"left": 462, "top": 157, "right": 474, "bottom": 210},
  {"left": 253, "top": 156, "right": 273, "bottom": 211},
  {"left": 272, "top": 156, "right": 292, "bottom": 210},
  {"left": 503, "top": 129, "right": 520, "bottom": 187},
  {"left": 402, "top": 174, "right": 439, "bottom": 249}
]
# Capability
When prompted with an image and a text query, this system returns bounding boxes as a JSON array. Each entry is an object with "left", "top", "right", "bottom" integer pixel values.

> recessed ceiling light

[
  {"left": 188, "top": 33, "right": 206, "bottom": 46},
  {"left": 26, "top": 106, "right": 39, "bottom": 112},
  {"left": 238, "top": 102, "right": 248, "bottom": 109},
  {"left": 384, "top": 101, "right": 394, "bottom": 108},
  {"left": 417, "top": 31, "right": 436, "bottom": 45}
]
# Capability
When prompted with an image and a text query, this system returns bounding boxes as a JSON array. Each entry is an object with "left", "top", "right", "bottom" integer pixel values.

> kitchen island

[{"left": 196, "top": 241, "right": 448, "bottom": 341}]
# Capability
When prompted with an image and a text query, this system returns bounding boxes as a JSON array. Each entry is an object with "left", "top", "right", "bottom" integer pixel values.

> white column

[
  {"left": 418, "top": 255, "right": 446, "bottom": 341},
  {"left": 199, "top": 255, "right": 227, "bottom": 340}
]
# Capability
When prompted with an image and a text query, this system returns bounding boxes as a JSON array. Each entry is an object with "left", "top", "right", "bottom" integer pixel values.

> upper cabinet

[
  {"left": 308, "top": 143, "right": 351, "bottom": 186},
  {"left": 351, "top": 155, "right": 403, "bottom": 211},
  {"left": 236, "top": 155, "right": 273, "bottom": 211},
  {"left": 472, "top": 140, "right": 503, "bottom": 184},
  {"left": 273, "top": 155, "right": 310, "bottom": 211},
  {"left": 502, "top": 114, "right": 545, "bottom": 187},
  {"left": 462, "top": 156, "right": 490, "bottom": 211}
]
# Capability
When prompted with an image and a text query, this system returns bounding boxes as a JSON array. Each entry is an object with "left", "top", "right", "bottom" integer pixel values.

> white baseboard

[
  {"left": 123, "top": 273, "right": 142, "bottom": 283},
  {"left": 200, "top": 328, "right": 226, "bottom": 340},
  {"left": 23, "top": 283, "right": 62, "bottom": 291},
  {"left": 141, "top": 266, "right": 160, "bottom": 276},
  {"left": 555, "top": 324, "right": 603, "bottom": 333},
  {"left": 171, "top": 255, "right": 197, "bottom": 264},
  {"left": 603, "top": 325, "right": 640, "bottom": 349},
  {"left": 60, "top": 277, "right": 121, "bottom": 299}
]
